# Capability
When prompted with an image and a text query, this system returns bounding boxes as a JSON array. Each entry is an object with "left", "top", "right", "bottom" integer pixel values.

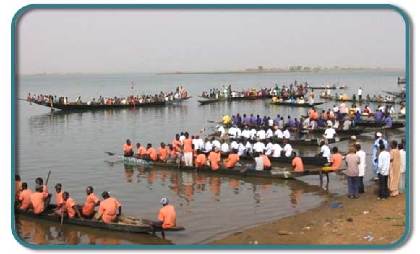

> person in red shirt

[
  {"left": 183, "top": 132, "right": 193, "bottom": 166},
  {"left": 62, "top": 192, "right": 82, "bottom": 219},
  {"left": 82, "top": 186, "right": 100, "bottom": 218},
  {"left": 146, "top": 143, "right": 158, "bottom": 161},
  {"left": 123, "top": 139, "right": 134, "bottom": 157},
  {"left": 18, "top": 182, "right": 32, "bottom": 211}
]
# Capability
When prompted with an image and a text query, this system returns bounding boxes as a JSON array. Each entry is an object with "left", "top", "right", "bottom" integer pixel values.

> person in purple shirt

[
  {"left": 274, "top": 114, "right": 281, "bottom": 126},
  {"left": 384, "top": 114, "right": 393, "bottom": 128},
  {"left": 256, "top": 115, "right": 262, "bottom": 126},
  {"left": 235, "top": 113, "right": 242, "bottom": 126},
  {"left": 287, "top": 116, "right": 294, "bottom": 128},
  {"left": 250, "top": 114, "right": 257, "bottom": 125},
  {"left": 242, "top": 114, "right": 248, "bottom": 125},
  {"left": 374, "top": 110, "right": 384, "bottom": 124}
]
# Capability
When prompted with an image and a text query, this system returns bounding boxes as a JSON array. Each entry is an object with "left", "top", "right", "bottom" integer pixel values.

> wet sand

[{"left": 212, "top": 186, "right": 406, "bottom": 245}]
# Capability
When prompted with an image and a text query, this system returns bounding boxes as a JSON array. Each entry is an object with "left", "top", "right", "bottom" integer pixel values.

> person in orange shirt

[
  {"left": 62, "top": 192, "right": 82, "bottom": 219},
  {"left": 146, "top": 144, "right": 158, "bottom": 161},
  {"left": 54, "top": 183, "right": 64, "bottom": 213},
  {"left": 310, "top": 108, "right": 319, "bottom": 121},
  {"left": 172, "top": 134, "right": 181, "bottom": 153},
  {"left": 157, "top": 197, "right": 176, "bottom": 229},
  {"left": 195, "top": 150, "right": 207, "bottom": 168},
  {"left": 260, "top": 152, "right": 272, "bottom": 170},
  {"left": 30, "top": 186, "right": 49, "bottom": 214},
  {"left": 18, "top": 182, "right": 32, "bottom": 211},
  {"left": 35, "top": 177, "right": 50, "bottom": 207},
  {"left": 82, "top": 186, "right": 100, "bottom": 218},
  {"left": 330, "top": 147, "right": 343, "bottom": 171},
  {"left": 167, "top": 144, "right": 178, "bottom": 162},
  {"left": 158, "top": 143, "right": 168, "bottom": 162},
  {"left": 123, "top": 139, "right": 134, "bottom": 157},
  {"left": 97, "top": 191, "right": 122, "bottom": 224},
  {"left": 223, "top": 149, "right": 240, "bottom": 169},
  {"left": 291, "top": 152, "right": 304, "bottom": 172},
  {"left": 183, "top": 132, "right": 193, "bottom": 166},
  {"left": 135, "top": 143, "right": 147, "bottom": 158},
  {"left": 208, "top": 147, "right": 221, "bottom": 170}
]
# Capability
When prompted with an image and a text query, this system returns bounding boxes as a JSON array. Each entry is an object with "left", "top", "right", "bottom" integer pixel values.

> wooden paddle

[{"left": 45, "top": 170, "right": 51, "bottom": 186}]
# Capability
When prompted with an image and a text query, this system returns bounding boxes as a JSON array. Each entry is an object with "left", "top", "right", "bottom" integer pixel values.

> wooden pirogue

[
  {"left": 27, "top": 97, "right": 191, "bottom": 111},
  {"left": 16, "top": 205, "right": 185, "bottom": 234},
  {"left": 355, "top": 120, "right": 405, "bottom": 129},
  {"left": 118, "top": 156, "right": 326, "bottom": 179},
  {"left": 198, "top": 95, "right": 272, "bottom": 105},
  {"left": 269, "top": 101, "right": 324, "bottom": 107}
]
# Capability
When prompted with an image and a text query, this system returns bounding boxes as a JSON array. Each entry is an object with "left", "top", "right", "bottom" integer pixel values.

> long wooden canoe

[
  {"left": 119, "top": 156, "right": 322, "bottom": 179},
  {"left": 299, "top": 128, "right": 364, "bottom": 136},
  {"left": 355, "top": 120, "right": 405, "bottom": 129},
  {"left": 27, "top": 97, "right": 191, "bottom": 111},
  {"left": 308, "top": 86, "right": 347, "bottom": 90},
  {"left": 15, "top": 205, "right": 185, "bottom": 234},
  {"left": 269, "top": 101, "right": 324, "bottom": 107},
  {"left": 198, "top": 95, "right": 271, "bottom": 105}
]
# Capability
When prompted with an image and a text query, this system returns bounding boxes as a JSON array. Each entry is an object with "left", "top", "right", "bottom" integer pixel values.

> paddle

[
  {"left": 105, "top": 151, "right": 116, "bottom": 156},
  {"left": 45, "top": 170, "right": 51, "bottom": 186}
]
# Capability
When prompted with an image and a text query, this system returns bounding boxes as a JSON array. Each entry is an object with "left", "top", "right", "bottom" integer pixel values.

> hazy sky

[{"left": 17, "top": 9, "right": 406, "bottom": 74}]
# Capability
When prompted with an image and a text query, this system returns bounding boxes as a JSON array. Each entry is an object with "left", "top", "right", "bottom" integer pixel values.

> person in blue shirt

[
  {"left": 384, "top": 114, "right": 393, "bottom": 128},
  {"left": 372, "top": 132, "right": 388, "bottom": 180},
  {"left": 374, "top": 109, "right": 384, "bottom": 124}
]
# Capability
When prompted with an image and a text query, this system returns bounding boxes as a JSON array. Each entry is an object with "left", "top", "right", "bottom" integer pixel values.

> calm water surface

[{"left": 15, "top": 71, "right": 405, "bottom": 245}]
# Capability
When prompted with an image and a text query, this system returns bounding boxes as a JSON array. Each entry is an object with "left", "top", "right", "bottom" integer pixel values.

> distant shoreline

[{"left": 157, "top": 69, "right": 405, "bottom": 75}]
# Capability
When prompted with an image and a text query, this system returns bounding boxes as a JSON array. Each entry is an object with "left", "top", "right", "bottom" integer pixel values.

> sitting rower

[
  {"left": 291, "top": 152, "right": 304, "bottom": 172},
  {"left": 123, "top": 139, "right": 134, "bottom": 157},
  {"left": 223, "top": 149, "right": 240, "bottom": 169},
  {"left": 208, "top": 147, "right": 221, "bottom": 171},
  {"left": 158, "top": 143, "right": 168, "bottom": 162},
  {"left": 18, "top": 182, "right": 32, "bottom": 211},
  {"left": 96, "top": 191, "right": 122, "bottom": 224},
  {"left": 146, "top": 143, "right": 158, "bottom": 161},
  {"left": 62, "top": 192, "right": 82, "bottom": 219},
  {"left": 135, "top": 143, "right": 147, "bottom": 158},
  {"left": 30, "top": 186, "right": 49, "bottom": 214},
  {"left": 195, "top": 150, "right": 207, "bottom": 168},
  {"left": 260, "top": 151, "right": 272, "bottom": 170},
  {"left": 35, "top": 177, "right": 50, "bottom": 207},
  {"left": 329, "top": 147, "right": 343, "bottom": 171},
  {"left": 81, "top": 186, "right": 100, "bottom": 218},
  {"left": 157, "top": 198, "right": 177, "bottom": 229},
  {"left": 54, "top": 183, "right": 64, "bottom": 213}
]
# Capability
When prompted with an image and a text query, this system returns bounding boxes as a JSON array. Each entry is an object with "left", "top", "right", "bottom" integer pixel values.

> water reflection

[{"left": 15, "top": 216, "right": 172, "bottom": 245}]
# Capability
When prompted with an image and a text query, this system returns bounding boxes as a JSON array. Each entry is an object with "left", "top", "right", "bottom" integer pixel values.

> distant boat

[{"left": 398, "top": 77, "right": 406, "bottom": 84}]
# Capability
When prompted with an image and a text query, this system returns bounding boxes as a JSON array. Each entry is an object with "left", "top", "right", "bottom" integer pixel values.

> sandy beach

[{"left": 212, "top": 186, "right": 406, "bottom": 245}]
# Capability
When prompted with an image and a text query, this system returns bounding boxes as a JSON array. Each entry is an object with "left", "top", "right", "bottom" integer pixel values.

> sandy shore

[{"left": 212, "top": 186, "right": 406, "bottom": 245}]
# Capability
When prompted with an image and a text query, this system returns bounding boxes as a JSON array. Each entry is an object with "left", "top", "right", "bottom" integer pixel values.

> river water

[{"left": 15, "top": 71, "right": 405, "bottom": 245}]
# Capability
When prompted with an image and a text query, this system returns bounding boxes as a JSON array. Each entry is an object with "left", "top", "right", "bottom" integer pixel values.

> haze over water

[{"left": 15, "top": 71, "right": 405, "bottom": 245}]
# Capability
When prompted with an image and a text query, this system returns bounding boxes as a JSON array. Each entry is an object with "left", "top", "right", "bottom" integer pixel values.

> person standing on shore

[
  {"left": 372, "top": 132, "right": 388, "bottom": 181},
  {"left": 345, "top": 147, "right": 360, "bottom": 199},
  {"left": 377, "top": 144, "right": 390, "bottom": 200},
  {"left": 358, "top": 87, "right": 363, "bottom": 101},
  {"left": 398, "top": 143, "right": 406, "bottom": 193},
  {"left": 388, "top": 140, "right": 401, "bottom": 197},
  {"left": 355, "top": 144, "right": 366, "bottom": 193}
]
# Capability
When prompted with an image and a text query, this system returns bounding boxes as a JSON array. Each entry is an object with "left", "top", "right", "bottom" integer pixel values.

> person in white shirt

[
  {"left": 195, "top": 136, "right": 204, "bottom": 151},
  {"left": 324, "top": 124, "right": 336, "bottom": 140},
  {"left": 228, "top": 126, "right": 238, "bottom": 138},
  {"left": 342, "top": 118, "right": 352, "bottom": 130},
  {"left": 221, "top": 141, "right": 230, "bottom": 154},
  {"left": 230, "top": 140, "right": 239, "bottom": 150},
  {"left": 358, "top": 87, "right": 363, "bottom": 101},
  {"left": 377, "top": 143, "right": 390, "bottom": 199},
  {"left": 319, "top": 141, "right": 331, "bottom": 162},
  {"left": 179, "top": 132, "right": 186, "bottom": 145},
  {"left": 265, "top": 141, "right": 274, "bottom": 156},
  {"left": 245, "top": 141, "right": 253, "bottom": 154},
  {"left": 268, "top": 118, "right": 274, "bottom": 127},
  {"left": 241, "top": 127, "right": 251, "bottom": 139},
  {"left": 204, "top": 139, "right": 213, "bottom": 153},
  {"left": 398, "top": 143, "right": 406, "bottom": 193},
  {"left": 211, "top": 138, "right": 221, "bottom": 150},
  {"left": 192, "top": 136, "right": 198, "bottom": 150},
  {"left": 355, "top": 143, "right": 366, "bottom": 193},
  {"left": 249, "top": 128, "right": 257, "bottom": 140},
  {"left": 274, "top": 127, "right": 283, "bottom": 139},
  {"left": 302, "top": 118, "right": 311, "bottom": 129},
  {"left": 254, "top": 153, "right": 264, "bottom": 171},
  {"left": 257, "top": 129, "right": 266, "bottom": 140},
  {"left": 217, "top": 126, "right": 226, "bottom": 137},
  {"left": 283, "top": 142, "right": 293, "bottom": 157},
  {"left": 272, "top": 143, "right": 282, "bottom": 157},
  {"left": 266, "top": 128, "right": 274, "bottom": 139},
  {"left": 238, "top": 141, "right": 246, "bottom": 156},
  {"left": 253, "top": 140, "right": 266, "bottom": 153},
  {"left": 283, "top": 128, "right": 291, "bottom": 139}
]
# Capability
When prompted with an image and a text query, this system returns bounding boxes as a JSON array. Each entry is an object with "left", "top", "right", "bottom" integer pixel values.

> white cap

[
  {"left": 351, "top": 135, "right": 357, "bottom": 140},
  {"left": 160, "top": 197, "right": 168, "bottom": 205},
  {"left": 376, "top": 132, "right": 382, "bottom": 137}
]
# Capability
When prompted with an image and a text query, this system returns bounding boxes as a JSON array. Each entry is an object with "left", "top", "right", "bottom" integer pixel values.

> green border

[{"left": 11, "top": 4, "right": 412, "bottom": 250}]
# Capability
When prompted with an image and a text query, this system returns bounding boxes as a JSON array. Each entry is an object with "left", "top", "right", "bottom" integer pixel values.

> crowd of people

[
  {"left": 26, "top": 86, "right": 189, "bottom": 106},
  {"left": 15, "top": 175, "right": 177, "bottom": 229}
]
